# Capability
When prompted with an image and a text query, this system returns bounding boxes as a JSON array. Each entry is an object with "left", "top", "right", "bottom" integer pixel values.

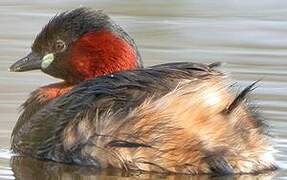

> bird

[{"left": 9, "top": 7, "right": 276, "bottom": 175}]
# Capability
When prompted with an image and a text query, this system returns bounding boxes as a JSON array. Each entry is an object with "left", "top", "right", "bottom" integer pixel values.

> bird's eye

[{"left": 55, "top": 40, "right": 66, "bottom": 52}]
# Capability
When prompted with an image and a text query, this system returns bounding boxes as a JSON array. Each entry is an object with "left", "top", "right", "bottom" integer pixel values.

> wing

[{"left": 11, "top": 62, "right": 222, "bottom": 161}]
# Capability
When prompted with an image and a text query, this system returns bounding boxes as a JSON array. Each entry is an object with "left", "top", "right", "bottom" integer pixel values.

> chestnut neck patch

[{"left": 67, "top": 30, "right": 138, "bottom": 83}]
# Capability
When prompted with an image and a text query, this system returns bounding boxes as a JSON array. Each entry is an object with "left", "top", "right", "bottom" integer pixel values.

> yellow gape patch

[{"left": 41, "top": 53, "right": 54, "bottom": 69}]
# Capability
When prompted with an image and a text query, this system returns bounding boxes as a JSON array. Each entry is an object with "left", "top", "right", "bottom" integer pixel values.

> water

[{"left": 0, "top": 0, "right": 287, "bottom": 179}]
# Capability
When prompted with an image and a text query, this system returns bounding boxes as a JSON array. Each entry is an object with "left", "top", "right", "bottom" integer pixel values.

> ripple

[{"left": 0, "top": 149, "right": 11, "bottom": 160}]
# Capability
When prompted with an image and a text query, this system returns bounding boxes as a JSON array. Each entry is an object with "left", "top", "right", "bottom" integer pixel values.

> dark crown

[{"left": 31, "top": 7, "right": 141, "bottom": 63}]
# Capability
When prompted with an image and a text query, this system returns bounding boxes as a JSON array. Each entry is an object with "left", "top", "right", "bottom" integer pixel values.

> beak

[{"left": 9, "top": 52, "right": 42, "bottom": 72}]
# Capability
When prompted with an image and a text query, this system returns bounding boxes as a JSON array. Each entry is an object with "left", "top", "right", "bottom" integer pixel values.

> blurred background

[{"left": 0, "top": 0, "right": 287, "bottom": 179}]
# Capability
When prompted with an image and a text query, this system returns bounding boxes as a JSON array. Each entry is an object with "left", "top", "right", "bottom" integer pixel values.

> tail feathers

[{"left": 225, "top": 80, "right": 260, "bottom": 114}]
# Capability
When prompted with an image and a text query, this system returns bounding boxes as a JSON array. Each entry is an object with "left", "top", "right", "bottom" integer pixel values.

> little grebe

[{"left": 9, "top": 8, "right": 276, "bottom": 174}]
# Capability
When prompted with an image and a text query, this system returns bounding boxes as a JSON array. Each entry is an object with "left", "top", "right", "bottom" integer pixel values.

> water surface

[{"left": 0, "top": 0, "right": 286, "bottom": 179}]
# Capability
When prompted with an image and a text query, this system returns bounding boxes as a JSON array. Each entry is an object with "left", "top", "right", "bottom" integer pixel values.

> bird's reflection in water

[{"left": 10, "top": 156, "right": 278, "bottom": 180}]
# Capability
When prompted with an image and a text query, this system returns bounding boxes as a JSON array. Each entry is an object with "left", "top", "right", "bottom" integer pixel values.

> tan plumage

[{"left": 62, "top": 75, "right": 275, "bottom": 174}]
